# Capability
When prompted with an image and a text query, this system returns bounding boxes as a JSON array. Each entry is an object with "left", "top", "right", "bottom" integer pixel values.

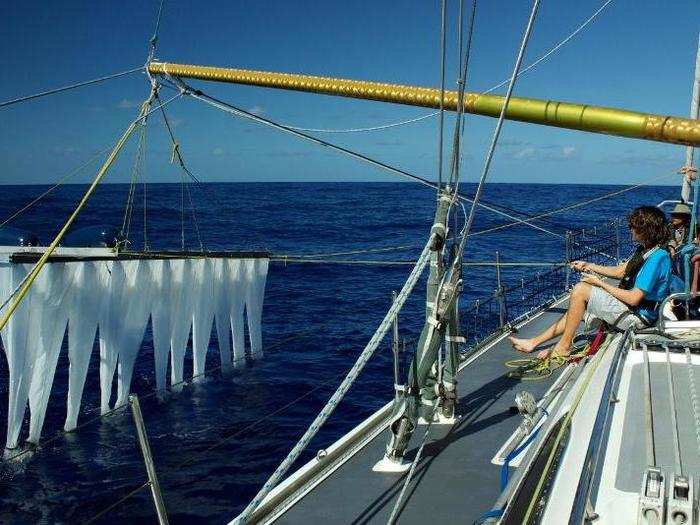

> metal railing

[
  {"left": 86, "top": 395, "right": 169, "bottom": 524},
  {"left": 459, "top": 217, "right": 633, "bottom": 353}
]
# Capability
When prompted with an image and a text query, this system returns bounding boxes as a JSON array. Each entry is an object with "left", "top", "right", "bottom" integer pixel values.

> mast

[
  {"left": 682, "top": 32, "right": 700, "bottom": 201},
  {"left": 149, "top": 61, "right": 700, "bottom": 147}
]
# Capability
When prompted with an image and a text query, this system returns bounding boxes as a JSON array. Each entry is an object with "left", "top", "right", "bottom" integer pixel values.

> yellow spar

[{"left": 149, "top": 61, "right": 700, "bottom": 147}]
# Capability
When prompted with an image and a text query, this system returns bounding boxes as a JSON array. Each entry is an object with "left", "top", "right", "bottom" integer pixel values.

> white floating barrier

[{"left": 0, "top": 247, "right": 269, "bottom": 450}]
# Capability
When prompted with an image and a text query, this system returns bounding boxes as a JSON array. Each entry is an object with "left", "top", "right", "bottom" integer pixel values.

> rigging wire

[
  {"left": 470, "top": 171, "right": 677, "bottom": 238},
  {"left": 278, "top": 0, "right": 613, "bottom": 135},
  {"left": 84, "top": 482, "right": 151, "bottom": 525},
  {"left": 450, "top": 0, "right": 540, "bottom": 254},
  {"left": 0, "top": 145, "right": 114, "bottom": 230},
  {"left": 185, "top": 181, "right": 205, "bottom": 251},
  {"left": 149, "top": 0, "right": 167, "bottom": 58},
  {"left": 448, "top": 0, "right": 477, "bottom": 192},
  {"left": 156, "top": 92, "right": 201, "bottom": 183},
  {"left": 121, "top": 118, "right": 149, "bottom": 242},
  {"left": 167, "top": 79, "right": 564, "bottom": 240},
  {"left": 437, "top": 0, "right": 448, "bottom": 190},
  {"left": 154, "top": 91, "right": 206, "bottom": 250},
  {"left": 0, "top": 66, "right": 145, "bottom": 110},
  {"left": 388, "top": 0, "right": 540, "bottom": 519}
]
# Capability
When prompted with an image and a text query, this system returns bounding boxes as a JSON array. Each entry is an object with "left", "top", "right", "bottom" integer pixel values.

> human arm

[
  {"left": 571, "top": 260, "right": 627, "bottom": 279},
  {"left": 581, "top": 273, "right": 645, "bottom": 306}
]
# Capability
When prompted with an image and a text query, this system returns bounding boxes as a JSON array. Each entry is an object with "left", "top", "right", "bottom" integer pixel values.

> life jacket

[
  {"left": 618, "top": 245, "right": 645, "bottom": 291},
  {"left": 618, "top": 245, "right": 664, "bottom": 314}
]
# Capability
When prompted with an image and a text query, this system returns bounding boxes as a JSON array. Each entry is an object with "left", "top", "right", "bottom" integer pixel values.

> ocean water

[{"left": 0, "top": 181, "right": 681, "bottom": 524}]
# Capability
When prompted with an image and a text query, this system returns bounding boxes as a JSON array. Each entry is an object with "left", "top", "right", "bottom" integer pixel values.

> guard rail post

[
  {"left": 495, "top": 251, "right": 507, "bottom": 327},
  {"left": 391, "top": 290, "right": 401, "bottom": 392},
  {"left": 565, "top": 231, "right": 572, "bottom": 291},
  {"left": 130, "top": 394, "right": 169, "bottom": 525}
]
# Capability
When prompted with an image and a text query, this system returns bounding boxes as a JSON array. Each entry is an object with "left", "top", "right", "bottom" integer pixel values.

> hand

[
  {"left": 570, "top": 260, "right": 589, "bottom": 272},
  {"left": 679, "top": 165, "right": 698, "bottom": 181},
  {"left": 581, "top": 272, "right": 603, "bottom": 287}
]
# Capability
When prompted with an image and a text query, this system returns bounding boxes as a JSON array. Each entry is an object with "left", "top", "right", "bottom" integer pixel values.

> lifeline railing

[{"left": 460, "top": 217, "right": 634, "bottom": 353}]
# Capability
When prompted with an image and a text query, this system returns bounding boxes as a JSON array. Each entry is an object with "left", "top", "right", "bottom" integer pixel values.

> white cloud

[
  {"left": 51, "top": 146, "right": 79, "bottom": 157},
  {"left": 117, "top": 99, "right": 139, "bottom": 109},
  {"left": 212, "top": 147, "right": 224, "bottom": 156},
  {"left": 515, "top": 147, "right": 536, "bottom": 159},
  {"left": 562, "top": 146, "right": 576, "bottom": 157}
]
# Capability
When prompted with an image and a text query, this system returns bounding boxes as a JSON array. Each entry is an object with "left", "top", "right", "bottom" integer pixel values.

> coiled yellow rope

[{"left": 504, "top": 339, "right": 605, "bottom": 381}]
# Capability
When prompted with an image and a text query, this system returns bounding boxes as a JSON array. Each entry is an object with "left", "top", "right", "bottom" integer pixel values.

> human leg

[
  {"left": 509, "top": 313, "right": 567, "bottom": 353},
  {"left": 539, "top": 282, "right": 592, "bottom": 358},
  {"left": 509, "top": 282, "right": 592, "bottom": 355}
]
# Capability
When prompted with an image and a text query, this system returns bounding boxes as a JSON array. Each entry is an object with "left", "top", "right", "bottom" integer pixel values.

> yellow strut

[
  {"left": 0, "top": 97, "right": 152, "bottom": 333},
  {"left": 149, "top": 61, "right": 700, "bottom": 147}
]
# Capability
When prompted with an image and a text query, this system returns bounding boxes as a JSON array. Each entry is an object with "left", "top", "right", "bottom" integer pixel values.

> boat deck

[
  {"left": 593, "top": 337, "right": 700, "bottom": 523},
  {"left": 273, "top": 302, "right": 572, "bottom": 524}
]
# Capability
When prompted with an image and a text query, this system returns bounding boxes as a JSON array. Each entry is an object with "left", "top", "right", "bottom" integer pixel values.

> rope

[
  {"left": 0, "top": 67, "right": 144, "bottom": 109},
  {"left": 436, "top": 0, "right": 448, "bottom": 190},
  {"left": 2, "top": 307, "right": 352, "bottom": 464},
  {"left": 275, "top": 0, "right": 612, "bottom": 134},
  {"left": 471, "top": 171, "right": 678, "bottom": 238},
  {"left": 451, "top": 0, "right": 540, "bottom": 265},
  {"left": 386, "top": 403, "right": 439, "bottom": 525},
  {"left": 156, "top": 94, "right": 200, "bottom": 183},
  {"left": 149, "top": 0, "right": 166, "bottom": 54},
  {"left": 481, "top": 0, "right": 613, "bottom": 95},
  {"left": 685, "top": 347, "right": 700, "bottom": 460},
  {"left": 84, "top": 482, "right": 151, "bottom": 524},
  {"left": 170, "top": 373, "right": 342, "bottom": 473},
  {"left": 269, "top": 257, "right": 564, "bottom": 267},
  {"left": 121, "top": 120, "right": 149, "bottom": 242},
  {"left": 236, "top": 240, "right": 433, "bottom": 523},
  {"left": 175, "top": 82, "right": 564, "bottom": 241},
  {"left": 505, "top": 349, "right": 584, "bottom": 381},
  {"left": 278, "top": 244, "right": 419, "bottom": 259},
  {"left": 180, "top": 163, "right": 186, "bottom": 250},
  {"left": 520, "top": 333, "right": 620, "bottom": 523},
  {"left": 185, "top": 180, "right": 205, "bottom": 252},
  {"left": 500, "top": 410, "right": 548, "bottom": 490},
  {"left": 0, "top": 90, "right": 181, "bottom": 335},
  {"left": 0, "top": 146, "right": 114, "bottom": 230},
  {"left": 143, "top": 163, "right": 149, "bottom": 251},
  {"left": 449, "top": 0, "right": 477, "bottom": 192}
]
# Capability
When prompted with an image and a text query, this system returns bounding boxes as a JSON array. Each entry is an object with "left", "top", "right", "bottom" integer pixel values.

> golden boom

[{"left": 149, "top": 61, "right": 700, "bottom": 147}]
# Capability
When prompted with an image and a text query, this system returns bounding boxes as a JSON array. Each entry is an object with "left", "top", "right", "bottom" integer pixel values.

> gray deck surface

[
  {"left": 616, "top": 357, "right": 700, "bottom": 492},
  {"left": 276, "top": 304, "right": 570, "bottom": 524}
]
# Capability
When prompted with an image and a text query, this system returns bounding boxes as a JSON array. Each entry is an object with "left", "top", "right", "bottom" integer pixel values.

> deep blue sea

[{"left": 0, "top": 181, "right": 682, "bottom": 524}]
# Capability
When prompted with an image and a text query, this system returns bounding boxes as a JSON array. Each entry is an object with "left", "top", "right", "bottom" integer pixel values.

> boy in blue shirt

[{"left": 510, "top": 206, "right": 672, "bottom": 359}]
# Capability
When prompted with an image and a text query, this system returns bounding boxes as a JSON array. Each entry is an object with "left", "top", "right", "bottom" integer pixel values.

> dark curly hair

[{"left": 627, "top": 206, "right": 671, "bottom": 248}]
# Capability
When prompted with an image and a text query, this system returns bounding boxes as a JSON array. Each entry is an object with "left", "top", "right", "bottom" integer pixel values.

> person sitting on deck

[
  {"left": 509, "top": 206, "right": 672, "bottom": 359},
  {"left": 668, "top": 202, "right": 692, "bottom": 256}
]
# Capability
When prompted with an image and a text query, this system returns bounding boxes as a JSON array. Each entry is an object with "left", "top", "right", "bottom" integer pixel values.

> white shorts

[{"left": 584, "top": 286, "right": 644, "bottom": 330}]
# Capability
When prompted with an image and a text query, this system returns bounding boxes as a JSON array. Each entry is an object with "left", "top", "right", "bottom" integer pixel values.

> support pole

[
  {"left": 148, "top": 61, "right": 700, "bottom": 147},
  {"left": 682, "top": 31, "right": 700, "bottom": 202},
  {"left": 391, "top": 291, "right": 401, "bottom": 393},
  {"left": 565, "top": 231, "right": 572, "bottom": 291},
  {"left": 130, "top": 395, "right": 169, "bottom": 525},
  {"left": 0, "top": 96, "right": 152, "bottom": 333},
  {"left": 381, "top": 192, "right": 452, "bottom": 464},
  {"left": 495, "top": 251, "right": 507, "bottom": 327}
]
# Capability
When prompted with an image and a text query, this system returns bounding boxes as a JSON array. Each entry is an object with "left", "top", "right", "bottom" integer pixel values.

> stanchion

[{"left": 130, "top": 394, "right": 169, "bottom": 525}]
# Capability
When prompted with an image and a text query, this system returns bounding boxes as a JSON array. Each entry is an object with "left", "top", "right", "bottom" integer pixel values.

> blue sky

[{"left": 0, "top": 0, "right": 698, "bottom": 186}]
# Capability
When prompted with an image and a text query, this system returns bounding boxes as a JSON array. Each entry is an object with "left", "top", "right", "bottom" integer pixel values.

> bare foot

[
  {"left": 509, "top": 336, "right": 537, "bottom": 353},
  {"left": 538, "top": 342, "right": 572, "bottom": 360}
]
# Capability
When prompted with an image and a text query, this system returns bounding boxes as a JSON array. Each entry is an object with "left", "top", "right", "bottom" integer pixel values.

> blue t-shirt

[{"left": 634, "top": 248, "right": 672, "bottom": 321}]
